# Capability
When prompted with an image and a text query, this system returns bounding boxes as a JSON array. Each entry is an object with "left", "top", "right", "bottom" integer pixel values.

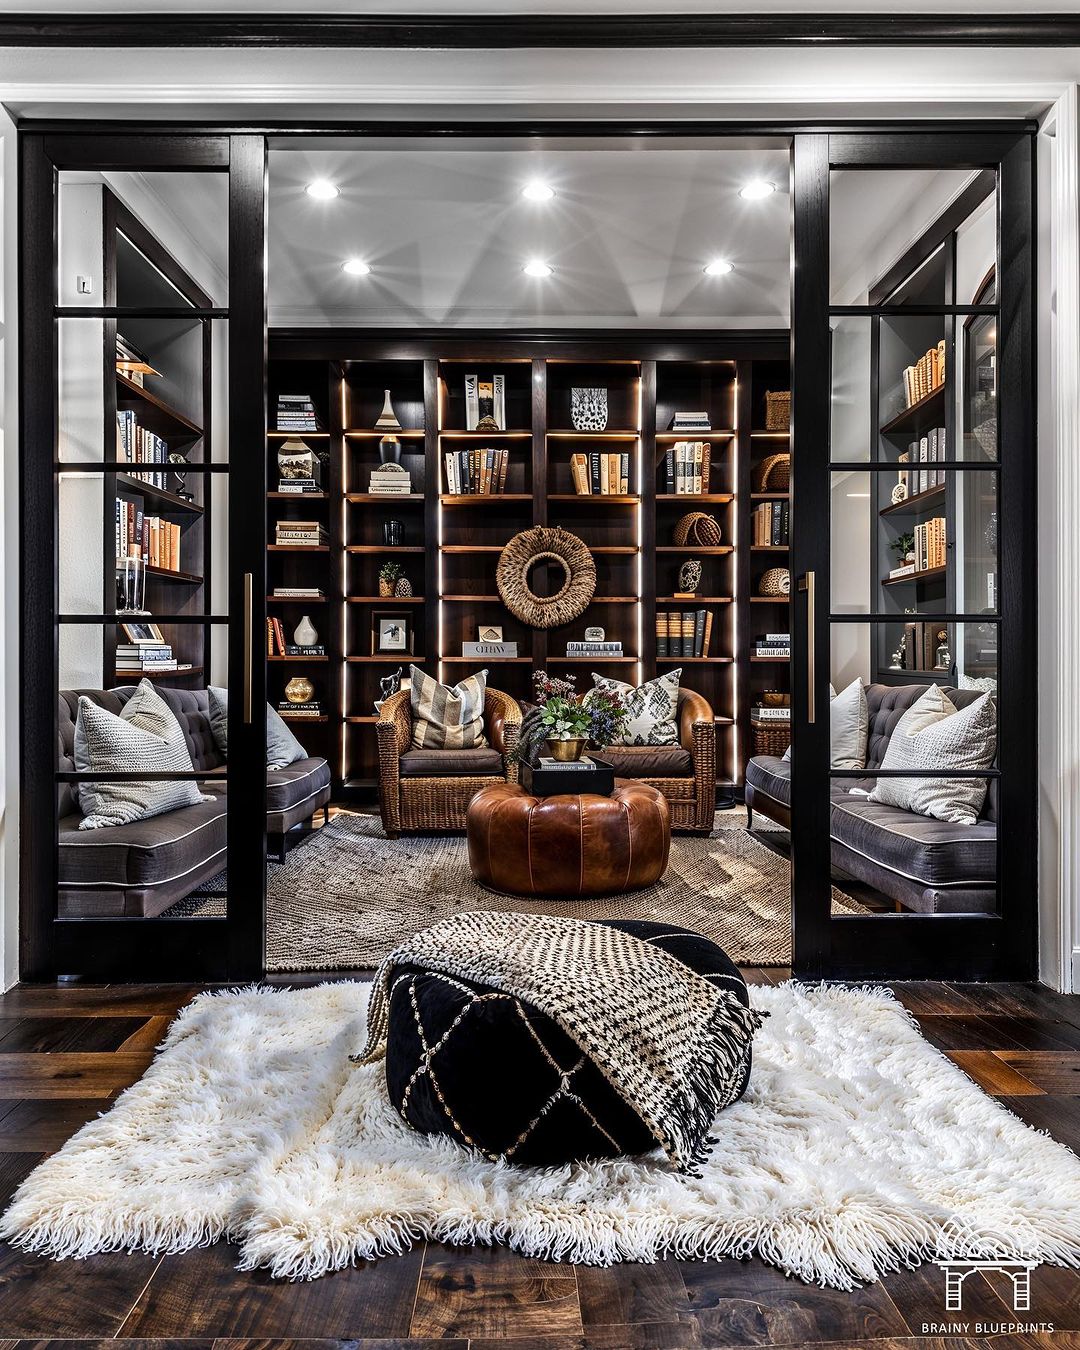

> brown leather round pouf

[{"left": 467, "top": 781, "right": 670, "bottom": 896}]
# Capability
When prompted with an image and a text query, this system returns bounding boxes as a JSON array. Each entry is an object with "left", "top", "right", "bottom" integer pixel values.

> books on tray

[
  {"left": 655, "top": 609, "right": 713, "bottom": 658},
  {"left": 663, "top": 441, "right": 712, "bottom": 495},
  {"left": 570, "top": 452, "right": 629, "bottom": 496},
  {"left": 444, "top": 447, "right": 510, "bottom": 495},
  {"left": 537, "top": 755, "right": 602, "bottom": 771}
]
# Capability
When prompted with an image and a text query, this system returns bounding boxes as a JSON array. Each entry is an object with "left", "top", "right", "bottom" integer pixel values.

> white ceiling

[{"left": 267, "top": 141, "right": 792, "bottom": 328}]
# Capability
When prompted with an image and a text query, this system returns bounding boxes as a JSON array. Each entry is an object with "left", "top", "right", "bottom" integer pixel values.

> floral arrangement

[
  {"left": 510, "top": 670, "right": 628, "bottom": 765},
  {"left": 539, "top": 695, "right": 593, "bottom": 742}
]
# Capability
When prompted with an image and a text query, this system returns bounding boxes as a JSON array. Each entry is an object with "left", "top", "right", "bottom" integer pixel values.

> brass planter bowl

[{"left": 546, "top": 737, "right": 587, "bottom": 762}]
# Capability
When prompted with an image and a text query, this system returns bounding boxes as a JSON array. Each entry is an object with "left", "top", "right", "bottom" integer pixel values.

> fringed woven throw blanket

[{"left": 354, "top": 910, "right": 767, "bottom": 1170}]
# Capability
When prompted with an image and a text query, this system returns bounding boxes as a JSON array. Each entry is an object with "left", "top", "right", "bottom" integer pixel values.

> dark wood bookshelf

[{"left": 878, "top": 382, "right": 946, "bottom": 437}]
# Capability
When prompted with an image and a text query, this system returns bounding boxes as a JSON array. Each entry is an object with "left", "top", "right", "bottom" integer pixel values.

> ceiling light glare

[
  {"left": 703, "top": 259, "right": 734, "bottom": 276},
  {"left": 342, "top": 258, "right": 371, "bottom": 276},
  {"left": 523, "top": 259, "right": 553, "bottom": 278},
  {"left": 740, "top": 179, "right": 775, "bottom": 201},
  {"left": 522, "top": 181, "right": 555, "bottom": 202},
  {"left": 306, "top": 180, "right": 339, "bottom": 200}
]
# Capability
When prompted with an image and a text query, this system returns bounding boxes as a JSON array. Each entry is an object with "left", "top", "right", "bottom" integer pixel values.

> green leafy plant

[
  {"left": 539, "top": 695, "right": 592, "bottom": 742},
  {"left": 379, "top": 561, "right": 403, "bottom": 583},
  {"left": 890, "top": 531, "right": 915, "bottom": 562}
]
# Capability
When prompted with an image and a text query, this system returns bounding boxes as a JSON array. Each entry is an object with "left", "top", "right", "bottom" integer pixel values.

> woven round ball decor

[
  {"left": 497, "top": 525, "right": 597, "bottom": 629},
  {"left": 672, "top": 512, "right": 723, "bottom": 547}
]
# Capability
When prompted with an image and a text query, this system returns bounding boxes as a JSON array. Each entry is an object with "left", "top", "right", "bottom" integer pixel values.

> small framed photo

[
  {"left": 121, "top": 622, "right": 158, "bottom": 644},
  {"left": 478, "top": 624, "right": 503, "bottom": 642},
  {"left": 373, "top": 611, "right": 413, "bottom": 656}
]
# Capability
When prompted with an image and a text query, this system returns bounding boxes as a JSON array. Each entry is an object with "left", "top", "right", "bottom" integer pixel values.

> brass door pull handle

[
  {"left": 798, "top": 571, "right": 815, "bottom": 724},
  {"left": 243, "top": 572, "right": 253, "bottom": 724}
]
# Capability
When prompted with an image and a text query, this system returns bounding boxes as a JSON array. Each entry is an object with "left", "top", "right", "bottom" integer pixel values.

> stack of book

[
  {"left": 462, "top": 639, "right": 518, "bottom": 658},
  {"left": 895, "top": 621, "right": 950, "bottom": 673},
  {"left": 116, "top": 641, "right": 191, "bottom": 676},
  {"left": 277, "top": 474, "right": 322, "bottom": 495},
  {"left": 669, "top": 411, "right": 712, "bottom": 432},
  {"left": 275, "top": 520, "right": 328, "bottom": 547},
  {"left": 752, "top": 702, "right": 791, "bottom": 724},
  {"left": 272, "top": 586, "right": 326, "bottom": 601},
  {"left": 116, "top": 411, "right": 168, "bottom": 488},
  {"left": 752, "top": 500, "right": 789, "bottom": 545},
  {"left": 266, "top": 617, "right": 326, "bottom": 656},
  {"left": 278, "top": 700, "right": 322, "bottom": 720},
  {"left": 662, "top": 442, "right": 711, "bottom": 495},
  {"left": 656, "top": 609, "right": 713, "bottom": 658},
  {"left": 115, "top": 501, "right": 182, "bottom": 572},
  {"left": 914, "top": 517, "right": 947, "bottom": 572},
  {"left": 276, "top": 393, "right": 320, "bottom": 433},
  {"left": 902, "top": 341, "right": 946, "bottom": 408},
  {"left": 753, "top": 632, "right": 790, "bottom": 659},
  {"left": 898, "top": 427, "right": 947, "bottom": 496},
  {"left": 368, "top": 465, "right": 414, "bottom": 495},
  {"left": 570, "top": 452, "right": 630, "bottom": 496},
  {"left": 566, "top": 638, "right": 623, "bottom": 658},
  {"left": 444, "top": 448, "right": 510, "bottom": 494}
]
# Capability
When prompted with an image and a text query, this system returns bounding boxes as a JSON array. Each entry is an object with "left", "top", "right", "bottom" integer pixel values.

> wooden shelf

[
  {"left": 346, "top": 493, "right": 424, "bottom": 504},
  {"left": 268, "top": 430, "right": 329, "bottom": 439},
  {"left": 751, "top": 545, "right": 788, "bottom": 552},
  {"left": 348, "top": 655, "right": 425, "bottom": 663},
  {"left": 144, "top": 564, "right": 202, "bottom": 583},
  {"left": 116, "top": 373, "right": 202, "bottom": 437},
  {"left": 548, "top": 494, "right": 640, "bottom": 504},
  {"left": 438, "top": 430, "right": 532, "bottom": 440},
  {"left": 751, "top": 655, "right": 791, "bottom": 663},
  {"left": 547, "top": 430, "right": 639, "bottom": 440},
  {"left": 879, "top": 383, "right": 946, "bottom": 437},
  {"left": 114, "top": 665, "right": 203, "bottom": 680},
  {"left": 116, "top": 475, "right": 204, "bottom": 515},
  {"left": 268, "top": 491, "right": 329, "bottom": 501},
  {"left": 879, "top": 484, "right": 946, "bottom": 517},
  {"left": 268, "top": 544, "right": 329, "bottom": 553},
  {"left": 346, "top": 545, "right": 425, "bottom": 554},
  {"left": 750, "top": 430, "right": 790, "bottom": 438},
  {"left": 279, "top": 714, "right": 329, "bottom": 723},
  {"left": 655, "top": 432, "right": 734, "bottom": 441},
  {"left": 347, "top": 595, "right": 425, "bottom": 604},
  {"left": 656, "top": 494, "right": 734, "bottom": 504},
  {"left": 268, "top": 594, "right": 328, "bottom": 603},
  {"left": 655, "top": 545, "right": 732, "bottom": 554},
  {"left": 268, "top": 654, "right": 329, "bottom": 663},
  {"left": 440, "top": 494, "right": 532, "bottom": 505},
  {"left": 657, "top": 595, "right": 733, "bottom": 603},
  {"left": 750, "top": 596, "right": 790, "bottom": 603},
  {"left": 751, "top": 492, "right": 789, "bottom": 501},
  {"left": 346, "top": 715, "right": 379, "bottom": 724},
  {"left": 346, "top": 429, "right": 425, "bottom": 439},
  {"left": 657, "top": 656, "right": 733, "bottom": 664},
  {"left": 881, "top": 564, "right": 947, "bottom": 587},
  {"left": 441, "top": 655, "right": 532, "bottom": 663}
]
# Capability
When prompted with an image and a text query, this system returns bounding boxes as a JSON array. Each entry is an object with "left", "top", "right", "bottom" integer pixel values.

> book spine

[
  {"left": 702, "top": 609, "right": 714, "bottom": 658},
  {"left": 665, "top": 447, "right": 674, "bottom": 494},
  {"left": 694, "top": 608, "right": 706, "bottom": 658},
  {"left": 656, "top": 611, "right": 669, "bottom": 658}
]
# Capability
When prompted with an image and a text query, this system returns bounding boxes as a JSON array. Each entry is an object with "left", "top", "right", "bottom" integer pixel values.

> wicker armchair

[{"left": 376, "top": 685, "right": 522, "bottom": 836}]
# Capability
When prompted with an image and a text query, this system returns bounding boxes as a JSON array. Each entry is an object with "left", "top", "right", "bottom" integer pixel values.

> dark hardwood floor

[{"left": 1, "top": 969, "right": 1079, "bottom": 1348}]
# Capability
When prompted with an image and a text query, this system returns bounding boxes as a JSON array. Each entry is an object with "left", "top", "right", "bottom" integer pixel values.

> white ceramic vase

[{"left": 293, "top": 615, "right": 319, "bottom": 647}]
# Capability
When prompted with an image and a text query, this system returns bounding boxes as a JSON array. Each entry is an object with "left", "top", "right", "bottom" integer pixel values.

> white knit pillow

[
  {"left": 868, "top": 691, "right": 997, "bottom": 825},
  {"left": 74, "top": 680, "right": 212, "bottom": 830},
  {"left": 830, "top": 677, "right": 868, "bottom": 769}
]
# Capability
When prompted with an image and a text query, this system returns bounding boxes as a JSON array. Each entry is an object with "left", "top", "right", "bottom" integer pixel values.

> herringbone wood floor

[{"left": 1, "top": 969, "right": 1079, "bottom": 1347}]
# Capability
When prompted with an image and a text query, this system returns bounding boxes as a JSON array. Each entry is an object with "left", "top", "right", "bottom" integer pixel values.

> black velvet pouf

[{"left": 383, "top": 918, "right": 752, "bottom": 1166}]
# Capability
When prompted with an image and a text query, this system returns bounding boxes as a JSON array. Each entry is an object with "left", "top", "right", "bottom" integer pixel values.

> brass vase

[
  {"left": 546, "top": 737, "right": 587, "bottom": 762},
  {"left": 285, "top": 676, "right": 315, "bottom": 704}
]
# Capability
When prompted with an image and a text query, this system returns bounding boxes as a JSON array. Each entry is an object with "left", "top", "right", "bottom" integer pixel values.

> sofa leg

[{"left": 746, "top": 804, "right": 754, "bottom": 830}]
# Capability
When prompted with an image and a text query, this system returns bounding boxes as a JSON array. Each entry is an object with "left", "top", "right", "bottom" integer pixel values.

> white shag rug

[{"left": 4, "top": 980, "right": 1080, "bottom": 1290}]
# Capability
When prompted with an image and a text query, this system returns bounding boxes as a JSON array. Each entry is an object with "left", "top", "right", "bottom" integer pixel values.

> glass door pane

[
  {"left": 22, "top": 135, "right": 267, "bottom": 980},
  {"left": 791, "top": 131, "right": 1035, "bottom": 981}
]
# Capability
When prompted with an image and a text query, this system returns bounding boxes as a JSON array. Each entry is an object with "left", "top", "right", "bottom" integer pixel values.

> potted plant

[
  {"left": 890, "top": 531, "right": 916, "bottom": 565},
  {"left": 379, "top": 560, "right": 402, "bottom": 597},
  {"left": 540, "top": 694, "right": 593, "bottom": 762}
]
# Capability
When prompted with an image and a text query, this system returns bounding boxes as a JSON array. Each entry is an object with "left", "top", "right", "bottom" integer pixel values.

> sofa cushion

[
  {"left": 74, "top": 682, "right": 213, "bottom": 830},
  {"left": 830, "top": 794, "right": 997, "bottom": 888},
  {"left": 266, "top": 757, "right": 332, "bottom": 812},
  {"left": 746, "top": 755, "right": 791, "bottom": 807},
  {"left": 399, "top": 747, "right": 504, "bottom": 778},
  {"left": 830, "top": 677, "right": 868, "bottom": 769},
  {"left": 588, "top": 670, "right": 680, "bottom": 746},
  {"left": 58, "top": 794, "right": 227, "bottom": 892},
  {"left": 207, "top": 686, "right": 309, "bottom": 770},
  {"left": 114, "top": 685, "right": 222, "bottom": 774},
  {"left": 598, "top": 745, "right": 693, "bottom": 777},
  {"left": 410, "top": 665, "right": 489, "bottom": 750}
]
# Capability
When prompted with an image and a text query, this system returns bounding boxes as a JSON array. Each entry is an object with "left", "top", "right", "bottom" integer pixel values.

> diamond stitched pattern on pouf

[{"left": 384, "top": 919, "right": 752, "bottom": 1166}]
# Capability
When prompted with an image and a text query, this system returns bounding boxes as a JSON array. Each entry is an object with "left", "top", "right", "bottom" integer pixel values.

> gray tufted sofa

[
  {"left": 58, "top": 687, "right": 331, "bottom": 917},
  {"left": 745, "top": 682, "right": 997, "bottom": 915}
]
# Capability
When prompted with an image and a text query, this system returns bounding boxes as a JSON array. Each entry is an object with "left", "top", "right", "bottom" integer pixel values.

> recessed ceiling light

[
  {"left": 523, "top": 259, "right": 553, "bottom": 278},
  {"left": 306, "top": 179, "right": 339, "bottom": 200},
  {"left": 740, "top": 179, "right": 776, "bottom": 201},
  {"left": 522, "top": 181, "right": 555, "bottom": 202},
  {"left": 703, "top": 259, "right": 734, "bottom": 276},
  {"left": 342, "top": 258, "right": 371, "bottom": 276}
]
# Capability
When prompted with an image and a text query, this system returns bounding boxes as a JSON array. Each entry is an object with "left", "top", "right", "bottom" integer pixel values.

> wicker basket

[
  {"left": 756, "top": 566, "right": 790, "bottom": 597},
  {"left": 753, "top": 453, "right": 790, "bottom": 491},
  {"left": 672, "top": 511, "right": 723, "bottom": 547},
  {"left": 765, "top": 390, "right": 791, "bottom": 431},
  {"left": 751, "top": 717, "right": 792, "bottom": 758}
]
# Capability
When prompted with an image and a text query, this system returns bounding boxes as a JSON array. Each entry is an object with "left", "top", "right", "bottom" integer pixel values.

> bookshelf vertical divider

[{"left": 639, "top": 360, "right": 658, "bottom": 689}]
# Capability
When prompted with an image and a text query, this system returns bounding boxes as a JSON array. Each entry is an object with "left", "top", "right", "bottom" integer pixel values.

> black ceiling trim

[{"left": 2, "top": 13, "right": 1080, "bottom": 47}]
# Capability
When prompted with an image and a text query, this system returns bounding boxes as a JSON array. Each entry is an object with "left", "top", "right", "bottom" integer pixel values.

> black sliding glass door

[
  {"left": 20, "top": 132, "right": 268, "bottom": 980},
  {"left": 790, "top": 130, "right": 1036, "bottom": 981}
]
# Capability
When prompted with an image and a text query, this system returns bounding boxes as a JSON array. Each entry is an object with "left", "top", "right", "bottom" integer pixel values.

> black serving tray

[{"left": 520, "top": 756, "right": 615, "bottom": 798}]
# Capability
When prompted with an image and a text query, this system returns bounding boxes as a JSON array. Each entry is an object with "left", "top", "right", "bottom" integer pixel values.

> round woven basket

[
  {"left": 497, "top": 526, "right": 597, "bottom": 629},
  {"left": 672, "top": 512, "right": 723, "bottom": 547},
  {"left": 757, "top": 566, "right": 790, "bottom": 597},
  {"left": 753, "top": 453, "right": 790, "bottom": 491}
]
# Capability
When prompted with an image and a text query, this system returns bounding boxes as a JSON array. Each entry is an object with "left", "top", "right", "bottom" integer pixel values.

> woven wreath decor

[
  {"left": 497, "top": 525, "right": 596, "bottom": 629},
  {"left": 672, "top": 512, "right": 723, "bottom": 547}
]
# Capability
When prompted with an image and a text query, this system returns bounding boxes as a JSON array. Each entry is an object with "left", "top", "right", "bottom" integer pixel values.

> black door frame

[
  {"left": 18, "top": 117, "right": 1038, "bottom": 983},
  {"left": 790, "top": 129, "right": 1036, "bottom": 981},
  {"left": 19, "top": 130, "right": 268, "bottom": 982}
]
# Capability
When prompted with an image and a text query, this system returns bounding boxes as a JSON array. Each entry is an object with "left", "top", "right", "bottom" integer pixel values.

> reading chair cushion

[
  {"left": 385, "top": 919, "right": 750, "bottom": 1167},
  {"left": 599, "top": 745, "right": 694, "bottom": 778},
  {"left": 410, "top": 665, "right": 489, "bottom": 750},
  {"left": 398, "top": 747, "right": 504, "bottom": 778}
]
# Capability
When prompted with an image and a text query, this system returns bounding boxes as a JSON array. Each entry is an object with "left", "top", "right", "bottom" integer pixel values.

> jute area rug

[
  {"left": 5, "top": 981, "right": 1078, "bottom": 1287},
  {"left": 251, "top": 809, "right": 865, "bottom": 972}
]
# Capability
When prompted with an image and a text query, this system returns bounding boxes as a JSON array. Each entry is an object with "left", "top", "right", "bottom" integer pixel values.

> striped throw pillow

[{"left": 410, "top": 665, "right": 488, "bottom": 750}]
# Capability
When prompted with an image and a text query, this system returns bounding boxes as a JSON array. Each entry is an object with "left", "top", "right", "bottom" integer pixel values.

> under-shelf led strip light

[
  {"left": 437, "top": 376, "right": 445, "bottom": 678},
  {"left": 340, "top": 375, "right": 348, "bottom": 781},
  {"left": 635, "top": 375, "right": 643, "bottom": 683},
  {"left": 730, "top": 373, "right": 739, "bottom": 785}
]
